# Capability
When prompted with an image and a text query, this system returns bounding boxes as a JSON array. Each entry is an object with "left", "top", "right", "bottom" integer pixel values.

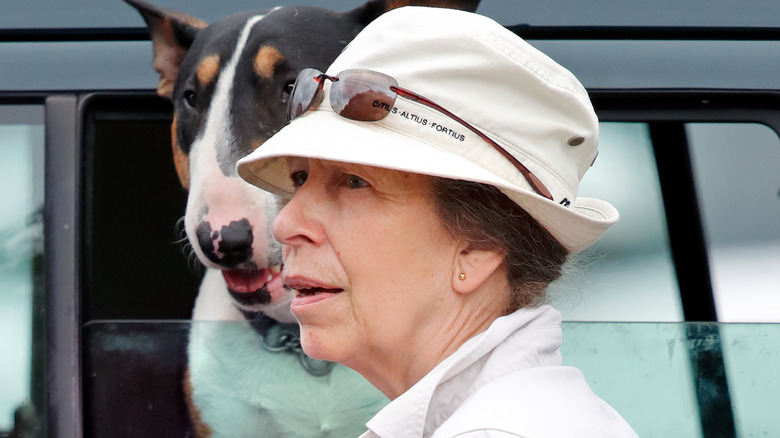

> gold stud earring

[{"left": 458, "top": 273, "right": 467, "bottom": 281}]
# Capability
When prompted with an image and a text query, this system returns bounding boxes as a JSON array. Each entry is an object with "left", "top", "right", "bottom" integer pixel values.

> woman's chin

[{"left": 298, "top": 327, "right": 345, "bottom": 363}]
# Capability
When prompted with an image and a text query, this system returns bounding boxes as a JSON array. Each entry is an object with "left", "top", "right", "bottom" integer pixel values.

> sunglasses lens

[
  {"left": 288, "top": 68, "right": 324, "bottom": 121},
  {"left": 330, "top": 70, "right": 398, "bottom": 122}
]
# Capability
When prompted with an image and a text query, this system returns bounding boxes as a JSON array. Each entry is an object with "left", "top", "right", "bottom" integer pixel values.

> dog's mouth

[{"left": 222, "top": 266, "right": 285, "bottom": 306}]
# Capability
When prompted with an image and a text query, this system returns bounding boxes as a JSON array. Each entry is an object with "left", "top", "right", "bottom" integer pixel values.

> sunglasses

[{"left": 287, "top": 68, "right": 554, "bottom": 201}]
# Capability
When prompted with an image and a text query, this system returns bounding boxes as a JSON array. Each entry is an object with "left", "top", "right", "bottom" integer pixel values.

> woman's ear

[{"left": 452, "top": 246, "right": 505, "bottom": 294}]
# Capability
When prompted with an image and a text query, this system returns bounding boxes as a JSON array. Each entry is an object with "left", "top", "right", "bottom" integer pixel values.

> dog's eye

[
  {"left": 281, "top": 81, "right": 295, "bottom": 102},
  {"left": 183, "top": 90, "right": 197, "bottom": 108}
]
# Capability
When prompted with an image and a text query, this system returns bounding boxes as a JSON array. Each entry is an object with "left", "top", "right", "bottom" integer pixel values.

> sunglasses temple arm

[{"left": 390, "top": 86, "right": 554, "bottom": 201}]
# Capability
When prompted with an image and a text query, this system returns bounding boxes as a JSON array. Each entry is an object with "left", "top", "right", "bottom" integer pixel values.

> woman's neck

[{"left": 348, "top": 295, "right": 503, "bottom": 399}]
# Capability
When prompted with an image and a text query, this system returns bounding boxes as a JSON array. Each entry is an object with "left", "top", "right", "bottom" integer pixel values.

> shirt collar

[{"left": 363, "top": 305, "right": 562, "bottom": 438}]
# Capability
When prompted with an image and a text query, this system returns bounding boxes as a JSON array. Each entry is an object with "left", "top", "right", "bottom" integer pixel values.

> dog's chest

[{"left": 188, "top": 319, "right": 389, "bottom": 437}]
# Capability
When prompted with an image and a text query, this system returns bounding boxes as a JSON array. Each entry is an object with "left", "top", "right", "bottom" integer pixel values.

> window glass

[
  {"left": 687, "top": 122, "right": 780, "bottom": 436},
  {"left": 82, "top": 320, "right": 779, "bottom": 438},
  {"left": 720, "top": 324, "right": 780, "bottom": 437},
  {"left": 686, "top": 123, "right": 780, "bottom": 322},
  {"left": 0, "top": 105, "right": 44, "bottom": 432},
  {"left": 561, "top": 322, "right": 701, "bottom": 438},
  {"left": 550, "top": 122, "right": 683, "bottom": 322},
  {"left": 83, "top": 97, "right": 198, "bottom": 321}
]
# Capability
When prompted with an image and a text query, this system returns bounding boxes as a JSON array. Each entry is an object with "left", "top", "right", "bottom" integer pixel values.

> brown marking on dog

[
  {"left": 183, "top": 367, "right": 213, "bottom": 438},
  {"left": 253, "top": 46, "right": 284, "bottom": 80},
  {"left": 197, "top": 54, "right": 221, "bottom": 88},
  {"left": 171, "top": 114, "right": 191, "bottom": 189}
]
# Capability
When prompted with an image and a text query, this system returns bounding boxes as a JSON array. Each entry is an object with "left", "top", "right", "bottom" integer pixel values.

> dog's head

[{"left": 127, "top": 0, "right": 480, "bottom": 317}]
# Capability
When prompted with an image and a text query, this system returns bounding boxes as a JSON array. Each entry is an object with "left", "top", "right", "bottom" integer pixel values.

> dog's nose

[
  {"left": 218, "top": 219, "right": 254, "bottom": 267},
  {"left": 196, "top": 219, "right": 254, "bottom": 268}
]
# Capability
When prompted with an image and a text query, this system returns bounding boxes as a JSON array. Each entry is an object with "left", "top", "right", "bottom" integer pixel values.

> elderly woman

[{"left": 238, "top": 6, "right": 637, "bottom": 437}]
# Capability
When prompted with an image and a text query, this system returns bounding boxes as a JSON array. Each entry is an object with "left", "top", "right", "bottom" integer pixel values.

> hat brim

[{"left": 237, "top": 109, "right": 618, "bottom": 253}]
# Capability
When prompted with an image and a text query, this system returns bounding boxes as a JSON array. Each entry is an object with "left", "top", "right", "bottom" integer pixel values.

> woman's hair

[{"left": 431, "top": 178, "right": 569, "bottom": 314}]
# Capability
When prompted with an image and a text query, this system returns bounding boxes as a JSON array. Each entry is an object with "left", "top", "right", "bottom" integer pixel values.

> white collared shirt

[{"left": 359, "top": 305, "right": 638, "bottom": 438}]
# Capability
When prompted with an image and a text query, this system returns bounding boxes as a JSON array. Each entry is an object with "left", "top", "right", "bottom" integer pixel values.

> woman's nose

[{"left": 272, "top": 183, "right": 324, "bottom": 248}]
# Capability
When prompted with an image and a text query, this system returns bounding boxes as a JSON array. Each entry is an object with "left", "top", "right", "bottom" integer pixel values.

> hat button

[{"left": 568, "top": 136, "right": 585, "bottom": 147}]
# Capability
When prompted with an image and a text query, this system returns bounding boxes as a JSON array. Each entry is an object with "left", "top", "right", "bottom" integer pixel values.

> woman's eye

[
  {"left": 345, "top": 174, "right": 369, "bottom": 189},
  {"left": 290, "top": 170, "right": 308, "bottom": 187}
]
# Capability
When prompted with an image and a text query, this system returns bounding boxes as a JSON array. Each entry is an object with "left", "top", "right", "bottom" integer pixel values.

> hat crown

[
  {"left": 325, "top": 6, "right": 600, "bottom": 202},
  {"left": 236, "top": 6, "right": 618, "bottom": 252}
]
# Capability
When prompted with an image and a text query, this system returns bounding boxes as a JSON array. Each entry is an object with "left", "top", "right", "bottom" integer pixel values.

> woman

[{"left": 238, "top": 6, "right": 637, "bottom": 437}]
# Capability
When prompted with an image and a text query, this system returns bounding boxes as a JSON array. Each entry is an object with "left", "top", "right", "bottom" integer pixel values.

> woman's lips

[
  {"left": 284, "top": 275, "right": 344, "bottom": 308},
  {"left": 295, "top": 286, "right": 344, "bottom": 297}
]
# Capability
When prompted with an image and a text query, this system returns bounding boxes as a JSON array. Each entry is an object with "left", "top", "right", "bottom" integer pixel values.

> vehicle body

[{"left": 1, "top": 1, "right": 778, "bottom": 436}]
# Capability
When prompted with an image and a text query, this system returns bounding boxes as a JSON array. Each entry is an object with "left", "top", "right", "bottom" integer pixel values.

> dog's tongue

[{"left": 222, "top": 268, "right": 280, "bottom": 294}]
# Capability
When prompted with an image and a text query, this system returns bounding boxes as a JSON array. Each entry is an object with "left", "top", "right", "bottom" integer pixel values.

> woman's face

[{"left": 272, "top": 158, "right": 462, "bottom": 368}]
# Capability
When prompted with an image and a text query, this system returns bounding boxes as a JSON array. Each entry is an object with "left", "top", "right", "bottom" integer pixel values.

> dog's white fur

[{"left": 186, "top": 14, "right": 293, "bottom": 322}]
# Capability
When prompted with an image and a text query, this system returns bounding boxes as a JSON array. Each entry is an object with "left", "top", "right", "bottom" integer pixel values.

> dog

[{"left": 127, "top": 1, "right": 479, "bottom": 436}]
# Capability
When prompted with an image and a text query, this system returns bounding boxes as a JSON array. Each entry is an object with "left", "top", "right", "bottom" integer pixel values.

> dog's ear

[{"left": 125, "top": 0, "right": 208, "bottom": 99}]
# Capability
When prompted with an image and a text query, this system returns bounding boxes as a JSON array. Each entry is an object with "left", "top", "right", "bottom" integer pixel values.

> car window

[
  {"left": 0, "top": 105, "right": 44, "bottom": 432},
  {"left": 720, "top": 323, "right": 780, "bottom": 437},
  {"left": 82, "top": 95, "right": 198, "bottom": 322},
  {"left": 550, "top": 122, "right": 683, "bottom": 322},
  {"left": 553, "top": 118, "right": 780, "bottom": 324},
  {"left": 686, "top": 123, "right": 780, "bottom": 322},
  {"left": 82, "top": 320, "right": 780, "bottom": 438},
  {"left": 562, "top": 322, "right": 701, "bottom": 437},
  {"left": 562, "top": 321, "right": 780, "bottom": 438}
]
